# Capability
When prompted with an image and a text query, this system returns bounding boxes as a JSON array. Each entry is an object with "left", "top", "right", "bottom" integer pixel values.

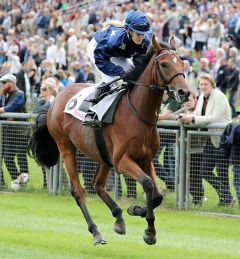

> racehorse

[{"left": 29, "top": 35, "right": 190, "bottom": 246}]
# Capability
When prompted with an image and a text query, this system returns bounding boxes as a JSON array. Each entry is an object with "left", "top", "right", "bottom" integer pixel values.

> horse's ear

[
  {"left": 168, "top": 36, "right": 176, "bottom": 49},
  {"left": 152, "top": 34, "right": 163, "bottom": 52}
]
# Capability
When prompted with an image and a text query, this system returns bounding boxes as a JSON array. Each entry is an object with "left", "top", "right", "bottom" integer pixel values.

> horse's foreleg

[
  {"left": 128, "top": 162, "right": 163, "bottom": 217},
  {"left": 117, "top": 155, "right": 157, "bottom": 245},
  {"left": 61, "top": 147, "right": 106, "bottom": 246},
  {"left": 92, "top": 163, "right": 126, "bottom": 235}
]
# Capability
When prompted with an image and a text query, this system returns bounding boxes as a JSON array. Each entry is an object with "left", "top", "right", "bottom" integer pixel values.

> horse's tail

[{"left": 28, "top": 112, "right": 59, "bottom": 168}]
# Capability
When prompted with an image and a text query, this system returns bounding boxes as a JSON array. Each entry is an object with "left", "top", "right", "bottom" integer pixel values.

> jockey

[{"left": 84, "top": 10, "right": 152, "bottom": 126}]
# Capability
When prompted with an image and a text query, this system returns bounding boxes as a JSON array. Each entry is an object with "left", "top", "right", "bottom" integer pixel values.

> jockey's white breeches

[{"left": 87, "top": 38, "right": 134, "bottom": 84}]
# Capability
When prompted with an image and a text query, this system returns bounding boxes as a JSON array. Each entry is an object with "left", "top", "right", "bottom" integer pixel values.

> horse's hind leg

[
  {"left": 60, "top": 143, "right": 106, "bottom": 246},
  {"left": 92, "top": 163, "right": 126, "bottom": 235}
]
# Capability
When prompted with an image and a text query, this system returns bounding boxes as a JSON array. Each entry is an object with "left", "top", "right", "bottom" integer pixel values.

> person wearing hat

[
  {"left": 0, "top": 73, "right": 29, "bottom": 186},
  {"left": 0, "top": 74, "right": 26, "bottom": 113},
  {"left": 84, "top": 10, "right": 152, "bottom": 126}
]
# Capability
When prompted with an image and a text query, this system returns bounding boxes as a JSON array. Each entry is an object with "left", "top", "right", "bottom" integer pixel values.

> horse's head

[{"left": 151, "top": 35, "right": 191, "bottom": 103}]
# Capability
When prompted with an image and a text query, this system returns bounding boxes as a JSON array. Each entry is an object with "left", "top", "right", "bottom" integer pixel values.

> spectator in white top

[
  {"left": 179, "top": 73, "right": 234, "bottom": 206},
  {"left": 191, "top": 16, "right": 208, "bottom": 60},
  {"left": 55, "top": 38, "right": 67, "bottom": 70},
  {"left": 166, "top": 4, "right": 179, "bottom": 36},
  {"left": 67, "top": 28, "right": 78, "bottom": 62},
  {"left": 212, "top": 48, "right": 226, "bottom": 77},
  {"left": 228, "top": 47, "right": 240, "bottom": 70},
  {"left": 207, "top": 14, "right": 222, "bottom": 51},
  {"left": 46, "top": 37, "right": 57, "bottom": 64}
]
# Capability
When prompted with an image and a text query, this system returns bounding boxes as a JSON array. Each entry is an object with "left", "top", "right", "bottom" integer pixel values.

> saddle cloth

[{"left": 64, "top": 85, "right": 126, "bottom": 124}]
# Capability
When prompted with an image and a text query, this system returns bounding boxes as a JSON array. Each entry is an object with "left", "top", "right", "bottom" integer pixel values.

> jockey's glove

[
  {"left": 111, "top": 79, "right": 125, "bottom": 90},
  {"left": 120, "top": 73, "right": 128, "bottom": 82},
  {"left": 118, "top": 79, "right": 124, "bottom": 86}
]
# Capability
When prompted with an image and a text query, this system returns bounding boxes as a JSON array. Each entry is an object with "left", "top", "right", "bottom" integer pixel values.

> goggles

[{"left": 132, "top": 23, "right": 150, "bottom": 31}]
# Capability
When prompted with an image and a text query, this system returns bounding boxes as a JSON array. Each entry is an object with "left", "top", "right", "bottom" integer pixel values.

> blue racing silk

[{"left": 93, "top": 25, "right": 150, "bottom": 77}]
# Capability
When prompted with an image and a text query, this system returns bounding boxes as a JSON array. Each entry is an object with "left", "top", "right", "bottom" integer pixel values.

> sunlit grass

[{"left": 0, "top": 193, "right": 239, "bottom": 259}]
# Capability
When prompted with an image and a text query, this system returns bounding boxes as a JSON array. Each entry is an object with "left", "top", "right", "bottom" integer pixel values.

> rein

[
  {"left": 125, "top": 49, "right": 185, "bottom": 97},
  {"left": 125, "top": 48, "right": 185, "bottom": 125},
  {"left": 125, "top": 79, "right": 163, "bottom": 91},
  {"left": 127, "top": 90, "right": 158, "bottom": 125}
]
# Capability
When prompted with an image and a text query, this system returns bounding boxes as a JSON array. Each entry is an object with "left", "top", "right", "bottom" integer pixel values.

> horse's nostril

[
  {"left": 177, "top": 89, "right": 185, "bottom": 96},
  {"left": 177, "top": 89, "right": 190, "bottom": 102}
]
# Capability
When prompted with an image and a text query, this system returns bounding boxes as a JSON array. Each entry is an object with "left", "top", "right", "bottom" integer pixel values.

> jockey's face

[{"left": 129, "top": 30, "right": 145, "bottom": 45}]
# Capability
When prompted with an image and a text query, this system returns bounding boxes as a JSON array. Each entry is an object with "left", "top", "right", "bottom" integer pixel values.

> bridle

[
  {"left": 154, "top": 49, "right": 186, "bottom": 102},
  {"left": 126, "top": 48, "right": 187, "bottom": 125}
]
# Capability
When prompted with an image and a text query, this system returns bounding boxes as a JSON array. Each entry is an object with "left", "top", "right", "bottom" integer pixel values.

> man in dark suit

[
  {"left": 15, "top": 63, "right": 27, "bottom": 100},
  {"left": 227, "top": 58, "right": 239, "bottom": 117}
]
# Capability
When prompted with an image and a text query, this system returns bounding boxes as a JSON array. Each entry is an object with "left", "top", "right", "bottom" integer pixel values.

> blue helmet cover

[{"left": 125, "top": 11, "right": 152, "bottom": 34}]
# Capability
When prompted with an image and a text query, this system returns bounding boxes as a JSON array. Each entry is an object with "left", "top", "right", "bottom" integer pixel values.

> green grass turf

[{"left": 0, "top": 192, "right": 239, "bottom": 259}]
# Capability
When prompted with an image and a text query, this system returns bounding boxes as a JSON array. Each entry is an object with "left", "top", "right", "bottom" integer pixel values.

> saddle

[{"left": 64, "top": 81, "right": 127, "bottom": 126}]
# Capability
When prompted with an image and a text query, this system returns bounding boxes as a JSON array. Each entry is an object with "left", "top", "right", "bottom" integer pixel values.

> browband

[{"left": 155, "top": 49, "right": 177, "bottom": 60}]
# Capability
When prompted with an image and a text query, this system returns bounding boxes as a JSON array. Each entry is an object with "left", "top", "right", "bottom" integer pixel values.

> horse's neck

[{"left": 131, "top": 77, "right": 163, "bottom": 123}]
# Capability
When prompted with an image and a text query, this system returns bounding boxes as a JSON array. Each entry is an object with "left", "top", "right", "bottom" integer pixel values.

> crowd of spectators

[
  {"left": 0, "top": 0, "right": 240, "bottom": 204},
  {"left": 0, "top": 0, "right": 239, "bottom": 111}
]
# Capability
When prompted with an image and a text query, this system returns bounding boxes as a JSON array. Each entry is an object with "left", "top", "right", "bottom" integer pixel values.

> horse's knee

[
  {"left": 140, "top": 176, "right": 154, "bottom": 193},
  {"left": 153, "top": 194, "right": 163, "bottom": 207},
  {"left": 95, "top": 183, "right": 104, "bottom": 194},
  {"left": 146, "top": 215, "right": 155, "bottom": 225},
  {"left": 70, "top": 185, "right": 85, "bottom": 205},
  {"left": 70, "top": 185, "right": 75, "bottom": 197}
]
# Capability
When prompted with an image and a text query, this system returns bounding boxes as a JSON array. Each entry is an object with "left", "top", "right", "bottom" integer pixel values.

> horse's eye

[{"left": 160, "top": 62, "right": 167, "bottom": 68}]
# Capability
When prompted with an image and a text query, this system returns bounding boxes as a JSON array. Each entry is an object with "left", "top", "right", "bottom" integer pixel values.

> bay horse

[{"left": 29, "top": 35, "right": 190, "bottom": 246}]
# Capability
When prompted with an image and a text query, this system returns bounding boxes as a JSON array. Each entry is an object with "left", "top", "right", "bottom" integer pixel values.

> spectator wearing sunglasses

[
  {"left": 33, "top": 77, "right": 56, "bottom": 114},
  {"left": 32, "top": 77, "right": 57, "bottom": 188},
  {"left": 0, "top": 73, "right": 29, "bottom": 186},
  {"left": 84, "top": 10, "right": 152, "bottom": 126}
]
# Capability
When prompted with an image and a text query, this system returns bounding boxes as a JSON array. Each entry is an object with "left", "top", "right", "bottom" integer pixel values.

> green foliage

[{"left": 0, "top": 193, "right": 240, "bottom": 259}]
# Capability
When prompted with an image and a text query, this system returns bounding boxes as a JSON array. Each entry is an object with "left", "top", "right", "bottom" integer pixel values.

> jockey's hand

[
  {"left": 118, "top": 79, "right": 124, "bottom": 86},
  {"left": 111, "top": 79, "right": 125, "bottom": 90},
  {"left": 120, "top": 73, "right": 128, "bottom": 82}
]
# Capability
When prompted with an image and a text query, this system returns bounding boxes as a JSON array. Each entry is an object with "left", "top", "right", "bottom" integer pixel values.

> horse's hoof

[
  {"left": 127, "top": 205, "right": 141, "bottom": 216},
  {"left": 143, "top": 230, "right": 157, "bottom": 245},
  {"left": 93, "top": 235, "right": 107, "bottom": 246},
  {"left": 114, "top": 222, "right": 126, "bottom": 235}
]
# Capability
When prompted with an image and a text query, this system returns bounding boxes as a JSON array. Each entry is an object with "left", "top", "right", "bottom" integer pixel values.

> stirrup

[
  {"left": 83, "top": 113, "right": 102, "bottom": 127},
  {"left": 83, "top": 119, "right": 102, "bottom": 127}
]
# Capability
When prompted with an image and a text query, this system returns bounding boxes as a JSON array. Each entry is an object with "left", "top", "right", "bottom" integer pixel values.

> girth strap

[{"left": 94, "top": 127, "right": 113, "bottom": 167}]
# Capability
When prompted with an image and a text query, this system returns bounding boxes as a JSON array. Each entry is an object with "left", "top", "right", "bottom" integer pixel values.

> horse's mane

[{"left": 124, "top": 41, "right": 172, "bottom": 82}]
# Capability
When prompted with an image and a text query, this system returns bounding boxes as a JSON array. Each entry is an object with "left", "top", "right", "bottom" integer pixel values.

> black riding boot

[{"left": 83, "top": 85, "right": 106, "bottom": 127}]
